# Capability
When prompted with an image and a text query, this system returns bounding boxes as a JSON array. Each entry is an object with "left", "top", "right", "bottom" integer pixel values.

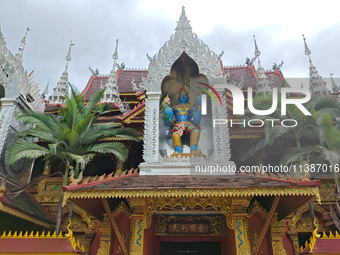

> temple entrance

[{"left": 160, "top": 241, "right": 220, "bottom": 255}]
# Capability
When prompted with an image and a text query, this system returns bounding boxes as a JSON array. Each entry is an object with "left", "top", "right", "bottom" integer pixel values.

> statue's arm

[
  {"left": 163, "top": 107, "right": 174, "bottom": 126},
  {"left": 192, "top": 94, "right": 202, "bottom": 126}
]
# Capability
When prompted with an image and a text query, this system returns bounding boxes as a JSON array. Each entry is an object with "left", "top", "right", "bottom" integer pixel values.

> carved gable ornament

[
  {"left": 140, "top": 7, "right": 234, "bottom": 173},
  {"left": 146, "top": 6, "right": 224, "bottom": 92}
]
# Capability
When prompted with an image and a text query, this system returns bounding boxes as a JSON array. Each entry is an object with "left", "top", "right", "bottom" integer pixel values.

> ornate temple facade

[{"left": 1, "top": 7, "right": 340, "bottom": 255}]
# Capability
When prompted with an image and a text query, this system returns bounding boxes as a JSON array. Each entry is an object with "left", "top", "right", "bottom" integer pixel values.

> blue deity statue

[{"left": 162, "top": 85, "right": 201, "bottom": 153}]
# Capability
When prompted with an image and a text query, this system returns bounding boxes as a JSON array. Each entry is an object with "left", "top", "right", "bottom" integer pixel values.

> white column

[
  {"left": 210, "top": 83, "right": 233, "bottom": 164},
  {"left": 142, "top": 91, "right": 161, "bottom": 163},
  {"left": 0, "top": 98, "right": 16, "bottom": 155}
]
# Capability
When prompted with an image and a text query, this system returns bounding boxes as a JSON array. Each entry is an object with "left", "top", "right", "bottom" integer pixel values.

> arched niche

[
  {"left": 0, "top": 84, "right": 5, "bottom": 98},
  {"left": 159, "top": 52, "right": 214, "bottom": 157},
  {"left": 0, "top": 84, "right": 4, "bottom": 109}
]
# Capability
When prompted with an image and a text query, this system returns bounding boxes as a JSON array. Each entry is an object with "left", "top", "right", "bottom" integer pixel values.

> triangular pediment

[{"left": 146, "top": 7, "right": 224, "bottom": 92}]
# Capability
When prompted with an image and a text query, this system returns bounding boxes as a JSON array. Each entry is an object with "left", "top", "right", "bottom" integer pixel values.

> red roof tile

[
  {"left": 44, "top": 103, "right": 65, "bottom": 112},
  {"left": 224, "top": 66, "right": 285, "bottom": 89},
  {"left": 117, "top": 70, "right": 148, "bottom": 93},
  {"left": 301, "top": 238, "right": 340, "bottom": 254},
  {"left": 0, "top": 238, "right": 83, "bottom": 253},
  {"left": 121, "top": 101, "right": 146, "bottom": 119},
  {"left": 81, "top": 70, "right": 148, "bottom": 101},
  {"left": 63, "top": 173, "right": 320, "bottom": 192}
]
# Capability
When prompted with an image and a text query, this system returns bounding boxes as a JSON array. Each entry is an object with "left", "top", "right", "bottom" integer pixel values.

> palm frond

[
  {"left": 280, "top": 146, "right": 315, "bottom": 165},
  {"left": 6, "top": 139, "right": 50, "bottom": 164},
  {"left": 18, "top": 111, "right": 59, "bottom": 136},
  {"left": 88, "top": 142, "right": 128, "bottom": 161}
]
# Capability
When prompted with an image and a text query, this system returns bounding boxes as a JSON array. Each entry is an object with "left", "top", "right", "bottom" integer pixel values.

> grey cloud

[{"left": 1, "top": 1, "right": 340, "bottom": 93}]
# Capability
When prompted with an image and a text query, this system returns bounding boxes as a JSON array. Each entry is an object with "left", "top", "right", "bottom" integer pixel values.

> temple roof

[
  {"left": 81, "top": 70, "right": 148, "bottom": 101},
  {"left": 63, "top": 173, "right": 320, "bottom": 192},
  {"left": 224, "top": 66, "right": 284, "bottom": 88},
  {"left": 301, "top": 231, "right": 340, "bottom": 254},
  {"left": 62, "top": 173, "right": 320, "bottom": 220},
  {"left": 1, "top": 190, "right": 55, "bottom": 228}
]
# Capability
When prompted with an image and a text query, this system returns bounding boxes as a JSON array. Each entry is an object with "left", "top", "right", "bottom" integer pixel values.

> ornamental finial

[
  {"left": 15, "top": 27, "right": 31, "bottom": 63},
  {"left": 65, "top": 41, "right": 75, "bottom": 62},
  {"left": 113, "top": 39, "right": 119, "bottom": 60},
  {"left": 302, "top": 34, "right": 311, "bottom": 56},
  {"left": 175, "top": 6, "right": 192, "bottom": 31},
  {"left": 41, "top": 79, "right": 50, "bottom": 99},
  {"left": 330, "top": 73, "right": 340, "bottom": 92},
  {"left": 253, "top": 35, "right": 261, "bottom": 58},
  {"left": 49, "top": 42, "right": 72, "bottom": 104}
]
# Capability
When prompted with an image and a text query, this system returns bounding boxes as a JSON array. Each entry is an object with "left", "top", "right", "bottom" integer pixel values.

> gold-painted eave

[
  {"left": 63, "top": 186, "right": 321, "bottom": 206},
  {"left": 0, "top": 202, "right": 53, "bottom": 229}
]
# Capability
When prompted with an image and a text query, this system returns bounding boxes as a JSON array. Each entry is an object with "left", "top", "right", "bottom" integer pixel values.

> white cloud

[{"left": 1, "top": 0, "right": 340, "bottom": 93}]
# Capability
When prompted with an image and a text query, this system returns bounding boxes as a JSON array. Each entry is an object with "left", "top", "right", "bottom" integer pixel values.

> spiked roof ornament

[
  {"left": 302, "top": 35, "right": 329, "bottom": 97},
  {"left": 49, "top": 41, "right": 74, "bottom": 104},
  {"left": 112, "top": 39, "right": 118, "bottom": 60},
  {"left": 65, "top": 41, "right": 75, "bottom": 62},
  {"left": 302, "top": 34, "right": 314, "bottom": 66},
  {"left": 15, "top": 28, "right": 30, "bottom": 63},
  {"left": 102, "top": 39, "right": 121, "bottom": 103},
  {"left": 252, "top": 35, "right": 272, "bottom": 95},
  {"left": 330, "top": 73, "right": 340, "bottom": 93},
  {"left": 302, "top": 34, "right": 311, "bottom": 56},
  {"left": 175, "top": 6, "right": 192, "bottom": 31},
  {"left": 41, "top": 79, "right": 50, "bottom": 98},
  {"left": 253, "top": 35, "right": 261, "bottom": 58},
  {"left": 0, "top": 24, "right": 8, "bottom": 56}
]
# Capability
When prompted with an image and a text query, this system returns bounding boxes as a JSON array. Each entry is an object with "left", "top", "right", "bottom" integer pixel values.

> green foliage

[
  {"left": 241, "top": 92, "right": 340, "bottom": 162},
  {"left": 6, "top": 83, "right": 139, "bottom": 184}
]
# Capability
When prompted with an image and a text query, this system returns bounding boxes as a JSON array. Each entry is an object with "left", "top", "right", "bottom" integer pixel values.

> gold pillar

[
  {"left": 129, "top": 198, "right": 145, "bottom": 255},
  {"left": 233, "top": 198, "right": 251, "bottom": 255}
]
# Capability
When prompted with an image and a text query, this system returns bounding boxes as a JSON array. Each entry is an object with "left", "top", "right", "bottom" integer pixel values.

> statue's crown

[{"left": 180, "top": 84, "right": 188, "bottom": 94}]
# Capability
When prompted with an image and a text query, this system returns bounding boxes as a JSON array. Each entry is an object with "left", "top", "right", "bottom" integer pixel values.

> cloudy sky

[{"left": 1, "top": 0, "right": 339, "bottom": 93}]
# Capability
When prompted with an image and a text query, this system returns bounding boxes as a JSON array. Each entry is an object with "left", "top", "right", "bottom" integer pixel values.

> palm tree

[
  {"left": 6, "top": 84, "right": 139, "bottom": 234},
  {"left": 281, "top": 112, "right": 340, "bottom": 187},
  {"left": 241, "top": 94, "right": 340, "bottom": 165}
]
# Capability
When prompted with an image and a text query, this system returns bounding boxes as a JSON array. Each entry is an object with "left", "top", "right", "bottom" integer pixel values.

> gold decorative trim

[
  {"left": 128, "top": 120, "right": 145, "bottom": 123},
  {"left": 1, "top": 230, "right": 63, "bottom": 238},
  {"left": 63, "top": 187, "right": 321, "bottom": 206},
  {"left": 145, "top": 197, "right": 233, "bottom": 230},
  {"left": 0, "top": 202, "right": 52, "bottom": 229},
  {"left": 64, "top": 204, "right": 96, "bottom": 230},
  {"left": 96, "top": 240, "right": 110, "bottom": 255},
  {"left": 65, "top": 219, "right": 85, "bottom": 252},
  {"left": 112, "top": 201, "right": 131, "bottom": 218},
  {"left": 253, "top": 197, "right": 280, "bottom": 255},
  {"left": 137, "top": 94, "right": 145, "bottom": 100},
  {"left": 287, "top": 201, "right": 327, "bottom": 234},
  {"left": 272, "top": 240, "right": 288, "bottom": 255},
  {"left": 122, "top": 106, "right": 145, "bottom": 124},
  {"left": 248, "top": 200, "right": 268, "bottom": 218},
  {"left": 103, "top": 199, "right": 128, "bottom": 255},
  {"left": 120, "top": 93, "right": 136, "bottom": 96}
]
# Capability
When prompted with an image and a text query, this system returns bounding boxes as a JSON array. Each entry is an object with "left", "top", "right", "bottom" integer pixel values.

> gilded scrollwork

[
  {"left": 63, "top": 204, "right": 96, "bottom": 231},
  {"left": 248, "top": 200, "right": 268, "bottom": 218},
  {"left": 96, "top": 240, "right": 110, "bottom": 255},
  {"left": 287, "top": 202, "right": 328, "bottom": 234},
  {"left": 145, "top": 197, "right": 233, "bottom": 229},
  {"left": 272, "top": 241, "right": 287, "bottom": 255}
]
